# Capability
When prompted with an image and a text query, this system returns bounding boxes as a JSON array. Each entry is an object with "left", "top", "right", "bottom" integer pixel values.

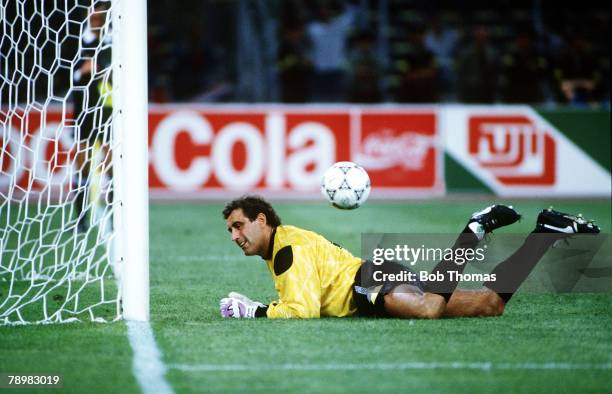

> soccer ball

[{"left": 321, "top": 161, "right": 371, "bottom": 209}]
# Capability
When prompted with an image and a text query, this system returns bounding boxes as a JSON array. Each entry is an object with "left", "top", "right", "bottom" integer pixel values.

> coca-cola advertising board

[
  {"left": 0, "top": 108, "right": 73, "bottom": 195},
  {"left": 148, "top": 105, "right": 444, "bottom": 198},
  {"left": 0, "top": 105, "right": 444, "bottom": 199}
]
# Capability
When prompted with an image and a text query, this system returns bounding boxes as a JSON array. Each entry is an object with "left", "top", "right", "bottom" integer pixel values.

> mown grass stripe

[{"left": 169, "top": 362, "right": 612, "bottom": 372}]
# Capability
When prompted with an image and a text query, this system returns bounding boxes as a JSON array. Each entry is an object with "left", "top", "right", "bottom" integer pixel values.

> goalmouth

[{"left": 0, "top": 0, "right": 149, "bottom": 324}]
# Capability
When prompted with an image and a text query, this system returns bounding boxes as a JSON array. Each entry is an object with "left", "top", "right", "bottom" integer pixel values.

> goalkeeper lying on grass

[{"left": 220, "top": 196, "right": 599, "bottom": 319}]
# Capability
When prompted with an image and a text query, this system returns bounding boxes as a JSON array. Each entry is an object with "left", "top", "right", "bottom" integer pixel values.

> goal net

[{"left": 0, "top": 0, "right": 148, "bottom": 325}]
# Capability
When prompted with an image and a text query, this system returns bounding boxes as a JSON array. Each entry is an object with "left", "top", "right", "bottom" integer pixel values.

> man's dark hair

[{"left": 222, "top": 195, "right": 282, "bottom": 228}]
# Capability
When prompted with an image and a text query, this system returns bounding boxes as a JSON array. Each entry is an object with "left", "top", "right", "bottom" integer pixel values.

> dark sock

[
  {"left": 429, "top": 224, "right": 481, "bottom": 301},
  {"left": 484, "top": 231, "right": 556, "bottom": 303},
  {"left": 74, "top": 187, "right": 84, "bottom": 216},
  {"left": 73, "top": 176, "right": 89, "bottom": 229},
  {"left": 107, "top": 168, "right": 114, "bottom": 204}
]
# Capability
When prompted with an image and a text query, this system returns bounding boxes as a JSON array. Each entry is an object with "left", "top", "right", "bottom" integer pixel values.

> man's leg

[
  {"left": 73, "top": 102, "right": 96, "bottom": 232},
  {"left": 384, "top": 208, "right": 600, "bottom": 319},
  {"left": 442, "top": 208, "right": 602, "bottom": 316},
  {"left": 428, "top": 205, "right": 521, "bottom": 301},
  {"left": 483, "top": 208, "right": 600, "bottom": 303},
  {"left": 383, "top": 205, "right": 520, "bottom": 319},
  {"left": 383, "top": 285, "right": 447, "bottom": 319},
  {"left": 384, "top": 287, "right": 506, "bottom": 319},
  {"left": 443, "top": 289, "right": 505, "bottom": 317},
  {"left": 73, "top": 141, "right": 91, "bottom": 232},
  {"left": 99, "top": 108, "right": 113, "bottom": 205},
  {"left": 444, "top": 208, "right": 600, "bottom": 316}
]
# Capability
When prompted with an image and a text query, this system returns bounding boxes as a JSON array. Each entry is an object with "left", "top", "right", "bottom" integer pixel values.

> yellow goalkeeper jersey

[{"left": 264, "top": 225, "right": 362, "bottom": 318}]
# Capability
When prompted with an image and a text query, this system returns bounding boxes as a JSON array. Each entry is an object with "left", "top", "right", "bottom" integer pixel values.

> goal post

[
  {"left": 115, "top": 0, "right": 149, "bottom": 322},
  {"left": 0, "top": 0, "right": 149, "bottom": 325}
]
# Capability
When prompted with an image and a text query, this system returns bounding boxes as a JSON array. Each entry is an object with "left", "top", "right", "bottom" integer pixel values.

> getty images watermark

[
  {"left": 361, "top": 233, "right": 611, "bottom": 293},
  {"left": 371, "top": 243, "right": 494, "bottom": 283}
]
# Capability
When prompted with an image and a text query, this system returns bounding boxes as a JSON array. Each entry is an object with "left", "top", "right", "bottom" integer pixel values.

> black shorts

[{"left": 352, "top": 260, "right": 426, "bottom": 317}]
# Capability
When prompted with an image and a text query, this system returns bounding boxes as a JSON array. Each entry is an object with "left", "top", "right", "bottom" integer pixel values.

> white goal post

[
  {"left": 114, "top": 0, "right": 149, "bottom": 322},
  {"left": 0, "top": 0, "right": 149, "bottom": 324}
]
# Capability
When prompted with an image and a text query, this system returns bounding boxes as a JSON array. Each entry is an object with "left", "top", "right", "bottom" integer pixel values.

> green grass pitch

[{"left": 1, "top": 199, "right": 611, "bottom": 393}]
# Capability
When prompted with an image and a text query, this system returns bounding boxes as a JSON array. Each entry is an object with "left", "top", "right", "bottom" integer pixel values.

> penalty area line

[
  {"left": 127, "top": 321, "right": 174, "bottom": 394},
  {"left": 169, "top": 361, "right": 612, "bottom": 372}
]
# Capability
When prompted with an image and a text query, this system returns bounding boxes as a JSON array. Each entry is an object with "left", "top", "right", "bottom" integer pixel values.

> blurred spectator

[
  {"left": 172, "top": 23, "right": 209, "bottom": 100},
  {"left": 498, "top": 30, "right": 548, "bottom": 103},
  {"left": 455, "top": 26, "right": 498, "bottom": 103},
  {"left": 554, "top": 33, "right": 603, "bottom": 106},
  {"left": 148, "top": 25, "right": 173, "bottom": 102},
  {"left": 278, "top": 23, "right": 313, "bottom": 103},
  {"left": 138, "top": 0, "right": 609, "bottom": 106},
  {"left": 306, "top": 1, "right": 356, "bottom": 102},
  {"left": 424, "top": 16, "right": 459, "bottom": 100},
  {"left": 395, "top": 26, "right": 438, "bottom": 103},
  {"left": 150, "top": 76, "right": 171, "bottom": 103},
  {"left": 347, "top": 30, "right": 382, "bottom": 103}
]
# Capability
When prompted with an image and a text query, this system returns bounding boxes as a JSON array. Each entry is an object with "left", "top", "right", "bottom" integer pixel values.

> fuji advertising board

[{"left": 443, "top": 105, "right": 610, "bottom": 197}]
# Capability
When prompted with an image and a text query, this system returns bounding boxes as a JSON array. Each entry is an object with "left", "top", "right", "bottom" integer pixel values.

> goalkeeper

[{"left": 220, "top": 196, "right": 599, "bottom": 319}]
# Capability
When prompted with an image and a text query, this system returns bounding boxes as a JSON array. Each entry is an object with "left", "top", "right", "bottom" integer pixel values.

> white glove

[
  {"left": 227, "top": 292, "right": 266, "bottom": 306},
  {"left": 219, "top": 292, "right": 266, "bottom": 319}
]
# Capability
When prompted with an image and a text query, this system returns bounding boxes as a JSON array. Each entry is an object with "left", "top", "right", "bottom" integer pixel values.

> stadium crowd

[
  {"left": 147, "top": 0, "right": 609, "bottom": 107},
  {"left": 4, "top": 1, "right": 605, "bottom": 108}
]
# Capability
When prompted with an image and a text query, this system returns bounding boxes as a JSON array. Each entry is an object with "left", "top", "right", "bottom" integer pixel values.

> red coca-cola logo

[
  {"left": 357, "top": 128, "right": 435, "bottom": 170},
  {"left": 354, "top": 112, "right": 438, "bottom": 187}
]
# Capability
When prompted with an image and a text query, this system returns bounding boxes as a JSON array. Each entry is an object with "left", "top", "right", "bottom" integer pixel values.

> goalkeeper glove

[{"left": 219, "top": 292, "right": 266, "bottom": 319}]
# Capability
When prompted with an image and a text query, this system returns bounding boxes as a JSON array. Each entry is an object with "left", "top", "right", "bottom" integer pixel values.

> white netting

[{"left": 0, "top": 0, "right": 121, "bottom": 325}]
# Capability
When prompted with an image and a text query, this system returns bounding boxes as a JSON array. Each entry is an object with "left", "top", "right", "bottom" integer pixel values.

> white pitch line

[
  {"left": 127, "top": 321, "right": 174, "bottom": 394},
  {"left": 169, "top": 361, "right": 612, "bottom": 373}
]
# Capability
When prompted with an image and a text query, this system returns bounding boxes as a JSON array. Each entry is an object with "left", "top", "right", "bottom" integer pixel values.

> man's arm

[
  {"left": 265, "top": 245, "right": 322, "bottom": 318},
  {"left": 220, "top": 246, "right": 322, "bottom": 319},
  {"left": 219, "top": 280, "right": 321, "bottom": 319}
]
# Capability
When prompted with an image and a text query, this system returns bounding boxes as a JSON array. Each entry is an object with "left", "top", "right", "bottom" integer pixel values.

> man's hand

[{"left": 219, "top": 292, "right": 266, "bottom": 318}]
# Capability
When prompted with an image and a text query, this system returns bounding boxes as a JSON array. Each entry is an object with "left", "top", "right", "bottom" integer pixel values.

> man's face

[{"left": 226, "top": 208, "right": 269, "bottom": 257}]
